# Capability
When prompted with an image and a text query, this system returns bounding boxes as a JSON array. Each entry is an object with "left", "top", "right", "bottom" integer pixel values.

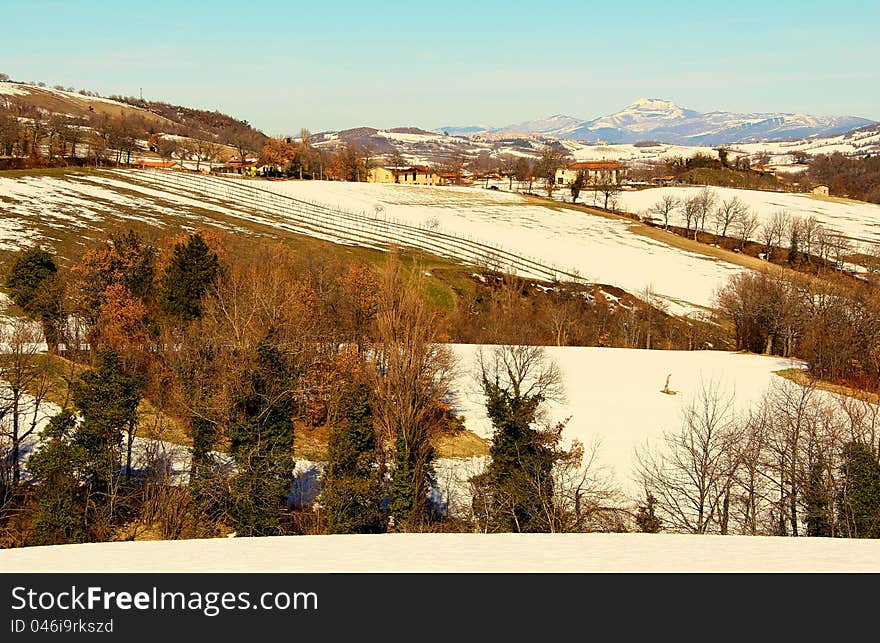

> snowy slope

[
  {"left": 2, "top": 532, "right": 878, "bottom": 572},
  {"left": 1, "top": 169, "right": 749, "bottom": 315},
  {"left": 731, "top": 123, "right": 880, "bottom": 159},
  {"left": 617, "top": 185, "right": 880, "bottom": 247},
  {"left": 493, "top": 114, "right": 587, "bottom": 137},
  {"left": 258, "top": 179, "right": 749, "bottom": 314},
  {"left": 448, "top": 345, "right": 799, "bottom": 493},
  {"left": 0, "top": 171, "right": 754, "bottom": 314},
  {"left": 0, "top": 81, "right": 169, "bottom": 124}
]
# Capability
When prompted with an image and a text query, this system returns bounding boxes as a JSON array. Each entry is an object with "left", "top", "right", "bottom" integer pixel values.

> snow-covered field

[
  {"left": 0, "top": 170, "right": 752, "bottom": 314},
  {"left": 564, "top": 140, "right": 723, "bottom": 164},
  {"left": 2, "top": 531, "right": 877, "bottom": 572},
  {"left": 2, "top": 338, "right": 866, "bottom": 571},
  {"left": 448, "top": 345, "right": 799, "bottom": 495},
  {"left": 616, "top": 185, "right": 880, "bottom": 247},
  {"left": 730, "top": 125, "right": 880, "bottom": 161},
  {"left": 257, "top": 179, "right": 747, "bottom": 314},
  {"left": 0, "top": 172, "right": 261, "bottom": 256}
]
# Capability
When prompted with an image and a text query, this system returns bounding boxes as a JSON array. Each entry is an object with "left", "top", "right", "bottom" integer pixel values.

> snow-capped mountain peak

[
  {"left": 588, "top": 99, "right": 694, "bottom": 132},
  {"left": 493, "top": 114, "right": 585, "bottom": 137},
  {"left": 627, "top": 98, "right": 685, "bottom": 114},
  {"left": 434, "top": 100, "right": 875, "bottom": 146},
  {"left": 493, "top": 99, "right": 875, "bottom": 145}
]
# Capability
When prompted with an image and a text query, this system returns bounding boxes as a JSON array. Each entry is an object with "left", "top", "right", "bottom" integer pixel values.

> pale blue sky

[{"left": 2, "top": 0, "right": 878, "bottom": 134}]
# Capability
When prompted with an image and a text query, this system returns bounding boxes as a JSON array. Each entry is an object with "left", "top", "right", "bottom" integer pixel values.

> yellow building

[{"left": 368, "top": 164, "right": 444, "bottom": 185}]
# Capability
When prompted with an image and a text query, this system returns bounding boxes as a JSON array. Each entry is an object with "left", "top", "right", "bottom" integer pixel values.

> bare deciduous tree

[
  {"left": 761, "top": 210, "right": 791, "bottom": 260},
  {"left": 682, "top": 195, "right": 700, "bottom": 236},
  {"left": 734, "top": 210, "right": 760, "bottom": 251},
  {"left": 371, "top": 252, "right": 455, "bottom": 530},
  {"left": 648, "top": 194, "right": 679, "bottom": 230},
  {"left": 0, "top": 320, "right": 52, "bottom": 486},
  {"left": 712, "top": 196, "right": 748, "bottom": 239},
  {"left": 635, "top": 379, "right": 740, "bottom": 534},
  {"left": 694, "top": 187, "right": 718, "bottom": 240}
]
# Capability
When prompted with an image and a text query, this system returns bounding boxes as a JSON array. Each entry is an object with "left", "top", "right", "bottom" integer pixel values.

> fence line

[{"left": 109, "top": 169, "right": 585, "bottom": 283}]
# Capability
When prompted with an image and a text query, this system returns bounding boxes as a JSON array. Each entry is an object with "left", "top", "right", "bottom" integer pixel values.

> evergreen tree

[
  {"left": 227, "top": 336, "right": 296, "bottom": 536},
  {"left": 158, "top": 233, "right": 219, "bottom": 320},
  {"left": 5, "top": 246, "right": 63, "bottom": 352},
  {"left": 320, "top": 383, "right": 386, "bottom": 534},
  {"left": 109, "top": 230, "right": 155, "bottom": 300},
  {"left": 479, "top": 376, "right": 556, "bottom": 532},
  {"left": 187, "top": 414, "right": 223, "bottom": 534},
  {"left": 788, "top": 223, "right": 801, "bottom": 265},
  {"left": 837, "top": 442, "right": 880, "bottom": 538},
  {"left": 26, "top": 411, "right": 88, "bottom": 545},
  {"left": 570, "top": 170, "right": 586, "bottom": 203},
  {"left": 6, "top": 247, "right": 56, "bottom": 312},
  {"left": 72, "top": 348, "right": 140, "bottom": 494},
  {"left": 388, "top": 423, "right": 436, "bottom": 531},
  {"left": 635, "top": 490, "right": 663, "bottom": 533},
  {"left": 805, "top": 454, "right": 831, "bottom": 537}
]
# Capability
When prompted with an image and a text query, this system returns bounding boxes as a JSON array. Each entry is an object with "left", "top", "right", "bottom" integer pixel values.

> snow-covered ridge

[{"left": 445, "top": 99, "right": 875, "bottom": 145}]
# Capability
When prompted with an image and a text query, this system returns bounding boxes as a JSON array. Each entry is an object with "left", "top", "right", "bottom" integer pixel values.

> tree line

[
  {"left": 646, "top": 188, "right": 867, "bottom": 279},
  {"left": 1, "top": 230, "right": 878, "bottom": 544},
  {"left": 636, "top": 377, "right": 880, "bottom": 537},
  {"left": 807, "top": 152, "right": 880, "bottom": 204},
  {"left": 0, "top": 231, "right": 628, "bottom": 545}
]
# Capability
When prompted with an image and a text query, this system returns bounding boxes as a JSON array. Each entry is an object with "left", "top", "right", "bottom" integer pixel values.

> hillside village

[{"left": 2, "top": 64, "right": 880, "bottom": 571}]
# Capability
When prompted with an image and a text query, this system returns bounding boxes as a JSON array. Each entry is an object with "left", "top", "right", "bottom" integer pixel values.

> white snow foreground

[{"left": 1, "top": 532, "right": 878, "bottom": 572}]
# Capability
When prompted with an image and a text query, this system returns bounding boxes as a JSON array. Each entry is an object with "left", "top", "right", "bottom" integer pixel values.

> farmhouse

[
  {"left": 217, "top": 155, "right": 259, "bottom": 176},
  {"left": 555, "top": 161, "right": 627, "bottom": 186},
  {"left": 811, "top": 184, "right": 830, "bottom": 196},
  {"left": 368, "top": 165, "right": 444, "bottom": 185}
]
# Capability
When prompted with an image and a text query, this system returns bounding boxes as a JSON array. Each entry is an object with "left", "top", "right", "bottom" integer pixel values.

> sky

[{"left": 2, "top": 0, "right": 878, "bottom": 134}]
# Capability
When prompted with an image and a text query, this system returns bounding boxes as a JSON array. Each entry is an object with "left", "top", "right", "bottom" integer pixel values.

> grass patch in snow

[
  {"left": 424, "top": 278, "right": 455, "bottom": 311},
  {"left": 804, "top": 193, "right": 871, "bottom": 206},
  {"left": 775, "top": 367, "right": 879, "bottom": 405},
  {"left": 434, "top": 429, "right": 489, "bottom": 458}
]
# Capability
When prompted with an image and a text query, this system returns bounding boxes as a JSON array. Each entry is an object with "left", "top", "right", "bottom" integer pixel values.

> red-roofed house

[{"left": 555, "top": 161, "right": 626, "bottom": 186}]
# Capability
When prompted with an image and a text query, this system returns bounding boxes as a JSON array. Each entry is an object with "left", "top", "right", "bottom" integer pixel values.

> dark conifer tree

[
  {"left": 72, "top": 348, "right": 141, "bottom": 504},
  {"left": 26, "top": 411, "right": 88, "bottom": 545},
  {"left": 479, "top": 377, "right": 556, "bottom": 532},
  {"left": 5, "top": 246, "right": 63, "bottom": 352},
  {"left": 388, "top": 423, "right": 436, "bottom": 531},
  {"left": 320, "top": 383, "right": 386, "bottom": 533},
  {"left": 6, "top": 246, "right": 56, "bottom": 311},
  {"left": 159, "top": 233, "right": 219, "bottom": 320},
  {"left": 805, "top": 455, "right": 831, "bottom": 537},
  {"left": 635, "top": 490, "right": 663, "bottom": 533},
  {"left": 110, "top": 230, "right": 156, "bottom": 300},
  {"left": 227, "top": 336, "right": 296, "bottom": 536},
  {"left": 837, "top": 442, "right": 880, "bottom": 538}
]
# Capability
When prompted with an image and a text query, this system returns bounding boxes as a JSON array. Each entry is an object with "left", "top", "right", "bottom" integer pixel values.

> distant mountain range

[{"left": 439, "top": 98, "right": 876, "bottom": 145}]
